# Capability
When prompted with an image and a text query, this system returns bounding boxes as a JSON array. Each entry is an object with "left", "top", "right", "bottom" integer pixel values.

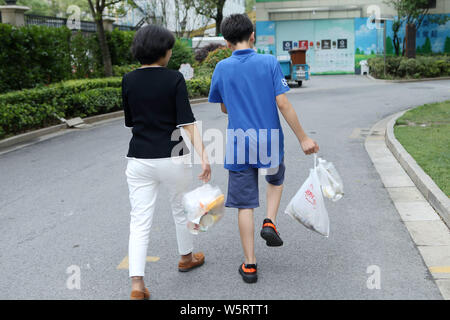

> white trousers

[{"left": 126, "top": 154, "right": 193, "bottom": 277}]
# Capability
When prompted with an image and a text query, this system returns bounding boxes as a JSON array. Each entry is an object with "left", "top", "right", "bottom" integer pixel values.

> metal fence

[
  {"left": 114, "top": 24, "right": 135, "bottom": 31},
  {"left": 23, "top": 14, "right": 134, "bottom": 32}
]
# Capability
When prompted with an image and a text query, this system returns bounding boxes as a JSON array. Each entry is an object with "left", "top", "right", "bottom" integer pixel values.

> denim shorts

[{"left": 225, "top": 159, "right": 286, "bottom": 209}]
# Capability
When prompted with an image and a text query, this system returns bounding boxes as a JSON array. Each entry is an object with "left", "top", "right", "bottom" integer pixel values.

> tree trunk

[
  {"left": 95, "top": 19, "right": 113, "bottom": 77},
  {"left": 393, "top": 34, "right": 400, "bottom": 56},
  {"left": 215, "top": 1, "right": 224, "bottom": 36},
  {"left": 405, "top": 23, "right": 416, "bottom": 58},
  {"left": 401, "top": 35, "right": 406, "bottom": 56}
]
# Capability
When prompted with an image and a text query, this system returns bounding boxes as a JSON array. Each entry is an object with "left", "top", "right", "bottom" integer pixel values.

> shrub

[
  {"left": 0, "top": 24, "right": 139, "bottom": 92},
  {"left": 0, "top": 78, "right": 121, "bottom": 137},
  {"left": 0, "top": 24, "right": 72, "bottom": 93},
  {"left": 108, "top": 29, "right": 136, "bottom": 66},
  {"left": 168, "top": 39, "right": 195, "bottom": 70},
  {"left": 0, "top": 102, "right": 59, "bottom": 138},
  {"left": 417, "top": 56, "right": 441, "bottom": 78},
  {"left": 194, "top": 43, "right": 225, "bottom": 62},
  {"left": 435, "top": 58, "right": 450, "bottom": 75},
  {"left": 70, "top": 31, "right": 96, "bottom": 79},
  {"left": 367, "top": 57, "right": 384, "bottom": 78},
  {"left": 0, "top": 78, "right": 121, "bottom": 111},
  {"left": 385, "top": 56, "right": 403, "bottom": 77},
  {"left": 0, "top": 76, "right": 211, "bottom": 138},
  {"left": 203, "top": 47, "right": 232, "bottom": 70},
  {"left": 186, "top": 77, "right": 211, "bottom": 98},
  {"left": 368, "top": 55, "right": 450, "bottom": 79},
  {"left": 113, "top": 64, "right": 140, "bottom": 77},
  {"left": 70, "top": 87, "right": 122, "bottom": 117},
  {"left": 398, "top": 58, "right": 422, "bottom": 78},
  {"left": 193, "top": 63, "right": 214, "bottom": 78}
]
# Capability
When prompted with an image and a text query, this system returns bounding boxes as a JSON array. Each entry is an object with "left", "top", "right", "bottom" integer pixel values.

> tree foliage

[
  {"left": 386, "top": 0, "right": 450, "bottom": 56},
  {"left": 0, "top": 0, "right": 92, "bottom": 19},
  {"left": 86, "top": 0, "right": 132, "bottom": 77},
  {"left": 189, "top": 0, "right": 227, "bottom": 35}
]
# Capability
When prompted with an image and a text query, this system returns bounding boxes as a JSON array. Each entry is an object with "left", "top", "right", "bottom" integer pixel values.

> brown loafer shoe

[
  {"left": 178, "top": 252, "right": 205, "bottom": 272},
  {"left": 130, "top": 287, "right": 150, "bottom": 300}
]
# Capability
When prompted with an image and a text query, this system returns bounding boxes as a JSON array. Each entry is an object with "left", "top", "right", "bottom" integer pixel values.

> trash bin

[{"left": 360, "top": 60, "right": 369, "bottom": 75}]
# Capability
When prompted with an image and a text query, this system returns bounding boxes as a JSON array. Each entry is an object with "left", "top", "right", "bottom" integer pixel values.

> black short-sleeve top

[{"left": 122, "top": 67, "right": 196, "bottom": 159}]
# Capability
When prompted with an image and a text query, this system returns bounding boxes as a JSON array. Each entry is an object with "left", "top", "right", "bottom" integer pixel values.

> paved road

[{"left": 1, "top": 76, "right": 449, "bottom": 300}]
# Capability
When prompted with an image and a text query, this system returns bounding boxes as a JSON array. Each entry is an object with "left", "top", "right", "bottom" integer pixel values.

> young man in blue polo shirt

[{"left": 209, "top": 14, "right": 319, "bottom": 283}]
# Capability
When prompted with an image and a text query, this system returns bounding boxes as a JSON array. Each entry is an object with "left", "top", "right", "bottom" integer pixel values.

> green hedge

[
  {"left": 70, "top": 30, "right": 136, "bottom": 79},
  {"left": 0, "top": 24, "right": 72, "bottom": 93},
  {"left": 0, "top": 78, "right": 122, "bottom": 138},
  {"left": 0, "top": 78, "right": 121, "bottom": 106},
  {"left": 108, "top": 29, "right": 135, "bottom": 66},
  {"left": 112, "top": 64, "right": 140, "bottom": 77},
  {"left": 70, "top": 31, "right": 97, "bottom": 79},
  {"left": 0, "top": 25, "right": 135, "bottom": 92},
  {"left": 0, "top": 102, "right": 59, "bottom": 138},
  {"left": 0, "top": 24, "right": 196, "bottom": 93},
  {"left": 368, "top": 56, "right": 450, "bottom": 79},
  {"left": 87, "top": 29, "right": 137, "bottom": 75},
  {"left": 167, "top": 39, "right": 195, "bottom": 70},
  {"left": 186, "top": 77, "right": 211, "bottom": 98},
  {"left": 0, "top": 76, "right": 210, "bottom": 139},
  {"left": 71, "top": 87, "right": 122, "bottom": 116}
]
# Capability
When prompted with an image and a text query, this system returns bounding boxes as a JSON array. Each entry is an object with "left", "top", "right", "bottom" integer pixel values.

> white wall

[{"left": 256, "top": 0, "right": 450, "bottom": 21}]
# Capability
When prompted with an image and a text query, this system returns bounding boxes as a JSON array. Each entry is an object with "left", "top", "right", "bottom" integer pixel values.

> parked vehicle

[{"left": 278, "top": 48, "right": 310, "bottom": 87}]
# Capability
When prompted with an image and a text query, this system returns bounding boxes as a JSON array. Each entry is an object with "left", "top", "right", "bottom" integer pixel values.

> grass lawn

[{"left": 394, "top": 100, "right": 450, "bottom": 197}]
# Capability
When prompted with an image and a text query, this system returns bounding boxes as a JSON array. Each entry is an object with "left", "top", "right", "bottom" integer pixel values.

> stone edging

[
  {"left": 0, "top": 97, "right": 210, "bottom": 153},
  {"left": 385, "top": 111, "right": 450, "bottom": 227},
  {"left": 366, "top": 74, "right": 450, "bottom": 83}
]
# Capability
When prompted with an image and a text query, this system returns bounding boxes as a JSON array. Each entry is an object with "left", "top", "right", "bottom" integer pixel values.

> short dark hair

[
  {"left": 131, "top": 25, "right": 175, "bottom": 65},
  {"left": 220, "top": 14, "right": 254, "bottom": 45}
]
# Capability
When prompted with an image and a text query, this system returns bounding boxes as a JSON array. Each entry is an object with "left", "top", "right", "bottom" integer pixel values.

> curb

[
  {"left": 0, "top": 97, "right": 211, "bottom": 154},
  {"left": 365, "top": 112, "right": 450, "bottom": 300},
  {"left": 0, "top": 123, "right": 67, "bottom": 150},
  {"left": 386, "top": 112, "right": 450, "bottom": 227},
  {"left": 366, "top": 74, "right": 450, "bottom": 83}
]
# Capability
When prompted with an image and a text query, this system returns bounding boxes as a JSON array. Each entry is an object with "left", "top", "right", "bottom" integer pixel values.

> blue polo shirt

[{"left": 208, "top": 49, "right": 290, "bottom": 171}]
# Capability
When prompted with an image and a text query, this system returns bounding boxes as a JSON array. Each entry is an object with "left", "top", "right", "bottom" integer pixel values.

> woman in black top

[{"left": 123, "top": 25, "right": 211, "bottom": 300}]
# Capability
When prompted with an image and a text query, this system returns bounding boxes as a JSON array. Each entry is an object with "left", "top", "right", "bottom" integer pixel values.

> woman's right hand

[{"left": 198, "top": 159, "right": 211, "bottom": 183}]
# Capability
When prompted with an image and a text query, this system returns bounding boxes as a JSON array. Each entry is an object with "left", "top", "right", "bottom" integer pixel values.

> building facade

[{"left": 255, "top": 0, "right": 450, "bottom": 74}]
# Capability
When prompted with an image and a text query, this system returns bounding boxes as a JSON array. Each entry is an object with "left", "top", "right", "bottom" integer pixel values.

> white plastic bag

[
  {"left": 183, "top": 184, "right": 225, "bottom": 235},
  {"left": 316, "top": 157, "right": 344, "bottom": 202},
  {"left": 285, "top": 156, "right": 330, "bottom": 237}
]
